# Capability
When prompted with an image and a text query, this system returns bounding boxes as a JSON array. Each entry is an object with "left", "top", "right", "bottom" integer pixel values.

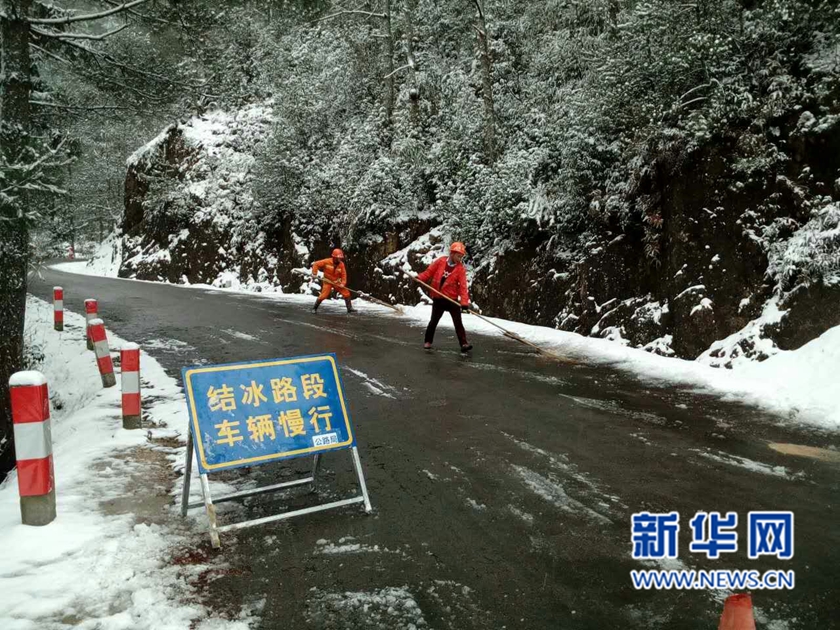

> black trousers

[{"left": 425, "top": 299, "right": 467, "bottom": 346}]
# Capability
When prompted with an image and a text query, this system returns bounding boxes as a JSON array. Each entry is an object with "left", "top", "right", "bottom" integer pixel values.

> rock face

[
  {"left": 121, "top": 104, "right": 840, "bottom": 362},
  {"left": 120, "top": 107, "right": 440, "bottom": 302},
  {"left": 471, "top": 106, "right": 840, "bottom": 361}
]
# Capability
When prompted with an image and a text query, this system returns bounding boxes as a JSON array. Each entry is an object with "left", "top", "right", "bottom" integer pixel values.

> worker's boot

[
  {"left": 313, "top": 299, "right": 322, "bottom": 313},
  {"left": 345, "top": 298, "right": 355, "bottom": 313}
]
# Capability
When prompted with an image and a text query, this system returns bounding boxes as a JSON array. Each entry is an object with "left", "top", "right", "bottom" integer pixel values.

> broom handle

[
  {"left": 404, "top": 268, "right": 569, "bottom": 361},
  {"left": 295, "top": 269, "right": 401, "bottom": 312}
]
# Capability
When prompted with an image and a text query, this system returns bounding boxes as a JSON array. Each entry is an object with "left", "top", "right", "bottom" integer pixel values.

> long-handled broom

[
  {"left": 293, "top": 269, "right": 403, "bottom": 313},
  {"left": 402, "top": 268, "right": 572, "bottom": 363}
]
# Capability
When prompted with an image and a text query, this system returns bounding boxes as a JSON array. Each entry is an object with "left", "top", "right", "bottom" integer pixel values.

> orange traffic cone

[{"left": 718, "top": 594, "right": 756, "bottom": 630}]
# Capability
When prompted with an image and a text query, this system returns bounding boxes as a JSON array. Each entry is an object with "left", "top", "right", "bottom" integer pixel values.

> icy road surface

[{"left": 31, "top": 268, "right": 840, "bottom": 630}]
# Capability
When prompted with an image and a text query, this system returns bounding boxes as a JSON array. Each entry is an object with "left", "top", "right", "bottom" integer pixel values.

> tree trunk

[
  {"left": 383, "top": 0, "right": 395, "bottom": 125},
  {"left": 403, "top": 0, "right": 420, "bottom": 126},
  {"left": 0, "top": 0, "right": 33, "bottom": 478},
  {"left": 607, "top": 0, "right": 620, "bottom": 39},
  {"left": 472, "top": 0, "right": 496, "bottom": 162}
]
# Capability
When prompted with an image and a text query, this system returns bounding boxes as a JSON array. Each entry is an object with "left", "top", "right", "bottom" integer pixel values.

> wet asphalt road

[{"left": 30, "top": 268, "right": 840, "bottom": 629}]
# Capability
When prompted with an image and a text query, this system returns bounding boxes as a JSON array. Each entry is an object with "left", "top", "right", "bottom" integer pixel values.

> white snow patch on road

[
  {"left": 305, "top": 586, "right": 427, "bottom": 629},
  {"left": 503, "top": 432, "right": 625, "bottom": 513},
  {"left": 642, "top": 557, "right": 691, "bottom": 572},
  {"left": 0, "top": 297, "right": 255, "bottom": 630},
  {"left": 345, "top": 367, "right": 398, "bottom": 399},
  {"left": 511, "top": 465, "right": 611, "bottom": 524},
  {"left": 316, "top": 542, "right": 365, "bottom": 554},
  {"left": 222, "top": 328, "right": 259, "bottom": 342},
  {"left": 557, "top": 394, "right": 668, "bottom": 426},
  {"left": 465, "top": 498, "right": 487, "bottom": 511},
  {"left": 314, "top": 538, "right": 404, "bottom": 557},
  {"left": 692, "top": 449, "right": 803, "bottom": 480},
  {"left": 507, "top": 505, "right": 535, "bottom": 525},
  {"left": 144, "top": 337, "right": 196, "bottom": 352},
  {"left": 630, "top": 432, "right": 653, "bottom": 446},
  {"left": 464, "top": 361, "right": 569, "bottom": 386}
]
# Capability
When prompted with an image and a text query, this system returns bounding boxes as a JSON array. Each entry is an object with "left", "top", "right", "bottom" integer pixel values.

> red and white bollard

[
  {"left": 121, "top": 343, "right": 142, "bottom": 429},
  {"left": 84, "top": 299, "right": 98, "bottom": 350},
  {"left": 88, "top": 318, "right": 116, "bottom": 388},
  {"left": 53, "top": 287, "right": 64, "bottom": 332},
  {"left": 10, "top": 371, "right": 56, "bottom": 526}
]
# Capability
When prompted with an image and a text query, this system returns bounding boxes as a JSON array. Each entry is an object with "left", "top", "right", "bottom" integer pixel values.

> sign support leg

[
  {"left": 351, "top": 447, "right": 372, "bottom": 513},
  {"left": 199, "top": 473, "right": 221, "bottom": 549},
  {"left": 181, "top": 431, "right": 194, "bottom": 517},
  {"left": 311, "top": 454, "right": 322, "bottom": 494}
]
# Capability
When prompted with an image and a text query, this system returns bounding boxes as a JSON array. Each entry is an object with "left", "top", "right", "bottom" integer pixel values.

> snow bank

[
  {"left": 397, "top": 303, "right": 840, "bottom": 432},
  {"left": 0, "top": 297, "right": 256, "bottom": 629},
  {"left": 51, "top": 231, "right": 122, "bottom": 278},
  {"left": 739, "top": 325, "right": 840, "bottom": 429}
]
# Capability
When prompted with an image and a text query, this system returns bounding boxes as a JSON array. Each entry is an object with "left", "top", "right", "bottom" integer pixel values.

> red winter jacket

[{"left": 417, "top": 256, "right": 470, "bottom": 306}]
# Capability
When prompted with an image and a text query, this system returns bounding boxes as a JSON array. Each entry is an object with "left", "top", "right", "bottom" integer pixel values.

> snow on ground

[
  {"left": 144, "top": 337, "right": 196, "bottom": 352},
  {"left": 51, "top": 233, "right": 122, "bottom": 278},
  {"left": 49, "top": 262, "right": 840, "bottom": 432},
  {"left": 222, "top": 329, "right": 259, "bottom": 342},
  {"left": 501, "top": 431, "right": 624, "bottom": 509},
  {"left": 305, "top": 586, "right": 427, "bottom": 630},
  {"left": 397, "top": 304, "right": 840, "bottom": 432},
  {"left": 345, "top": 367, "right": 398, "bottom": 399},
  {"left": 507, "top": 504, "right": 535, "bottom": 525},
  {"left": 0, "top": 297, "right": 255, "bottom": 630},
  {"left": 511, "top": 465, "right": 612, "bottom": 524},
  {"left": 465, "top": 497, "right": 487, "bottom": 511},
  {"left": 691, "top": 449, "right": 804, "bottom": 480},
  {"left": 314, "top": 537, "right": 404, "bottom": 556}
]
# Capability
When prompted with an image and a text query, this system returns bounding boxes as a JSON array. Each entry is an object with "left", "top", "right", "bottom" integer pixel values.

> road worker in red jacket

[
  {"left": 417, "top": 241, "right": 473, "bottom": 352},
  {"left": 312, "top": 249, "right": 354, "bottom": 313}
]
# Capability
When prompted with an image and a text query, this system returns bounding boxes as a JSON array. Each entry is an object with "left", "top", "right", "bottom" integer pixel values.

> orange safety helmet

[
  {"left": 331, "top": 248, "right": 345, "bottom": 260},
  {"left": 450, "top": 242, "right": 467, "bottom": 256}
]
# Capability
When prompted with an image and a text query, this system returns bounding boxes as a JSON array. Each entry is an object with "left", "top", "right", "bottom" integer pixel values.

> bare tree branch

[
  {"left": 30, "top": 43, "right": 72, "bottom": 65},
  {"left": 1, "top": 139, "right": 71, "bottom": 196},
  {"left": 100, "top": 0, "right": 177, "bottom": 26},
  {"left": 32, "top": 24, "right": 128, "bottom": 41},
  {"left": 472, "top": 0, "right": 485, "bottom": 21},
  {"left": 28, "top": 0, "right": 147, "bottom": 25},
  {"left": 313, "top": 10, "right": 385, "bottom": 24},
  {"left": 89, "top": 72, "right": 165, "bottom": 101},
  {"left": 47, "top": 36, "right": 208, "bottom": 92},
  {"left": 383, "top": 63, "right": 411, "bottom": 80},
  {"left": 30, "top": 100, "right": 133, "bottom": 111}
]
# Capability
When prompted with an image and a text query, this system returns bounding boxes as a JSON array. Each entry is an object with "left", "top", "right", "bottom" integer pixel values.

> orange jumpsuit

[{"left": 312, "top": 258, "right": 351, "bottom": 299}]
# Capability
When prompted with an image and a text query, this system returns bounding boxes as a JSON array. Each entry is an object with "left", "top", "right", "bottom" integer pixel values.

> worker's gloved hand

[{"left": 461, "top": 304, "right": 472, "bottom": 313}]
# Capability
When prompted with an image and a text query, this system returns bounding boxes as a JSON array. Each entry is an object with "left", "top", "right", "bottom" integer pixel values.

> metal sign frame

[{"left": 179, "top": 355, "right": 372, "bottom": 548}]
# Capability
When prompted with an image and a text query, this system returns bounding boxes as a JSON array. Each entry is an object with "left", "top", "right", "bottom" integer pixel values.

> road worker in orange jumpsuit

[
  {"left": 418, "top": 241, "right": 473, "bottom": 353},
  {"left": 312, "top": 249, "right": 354, "bottom": 313}
]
